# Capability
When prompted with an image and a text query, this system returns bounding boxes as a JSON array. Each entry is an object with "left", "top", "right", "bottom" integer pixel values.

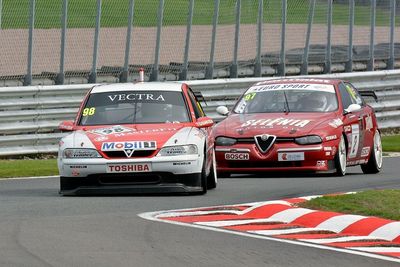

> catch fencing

[
  {"left": 0, "top": 0, "right": 399, "bottom": 86},
  {"left": 0, "top": 70, "right": 399, "bottom": 156}
]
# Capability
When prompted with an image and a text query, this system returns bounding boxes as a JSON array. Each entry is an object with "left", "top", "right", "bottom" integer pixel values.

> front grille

[
  {"left": 236, "top": 137, "right": 295, "bottom": 144},
  {"left": 227, "top": 161, "right": 302, "bottom": 168},
  {"left": 102, "top": 150, "right": 156, "bottom": 158},
  {"left": 94, "top": 173, "right": 163, "bottom": 185}
]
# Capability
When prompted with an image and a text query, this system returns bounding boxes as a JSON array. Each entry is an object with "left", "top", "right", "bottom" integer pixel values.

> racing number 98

[{"left": 82, "top": 107, "right": 96, "bottom": 116}]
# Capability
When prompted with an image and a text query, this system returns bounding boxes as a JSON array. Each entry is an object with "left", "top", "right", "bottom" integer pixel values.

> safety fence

[
  {"left": 0, "top": 70, "right": 399, "bottom": 156},
  {"left": 0, "top": 0, "right": 399, "bottom": 86}
]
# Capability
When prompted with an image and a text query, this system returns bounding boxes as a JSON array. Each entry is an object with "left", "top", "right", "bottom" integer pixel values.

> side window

[
  {"left": 344, "top": 82, "right": 364, "bottom": 106},
  {"left": 338, "top": 83, "right": 354, "bottom": 111},
  {"left": 188, "top": 89, "right": 205, "bottom": 118}
]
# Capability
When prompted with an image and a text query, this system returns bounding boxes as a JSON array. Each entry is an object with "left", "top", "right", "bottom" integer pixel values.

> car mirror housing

[
  {"left": 216, "top": 106, "right": 229, "bottom": 116},
  {"left": 344, "top": 103, "right": 362, "bottom": 115},
  {"left": 195, "top": 117, "right": 214, "bottom": 128},
  {"left": 59, "top": 120, "right": 75, "bottom": 131}
]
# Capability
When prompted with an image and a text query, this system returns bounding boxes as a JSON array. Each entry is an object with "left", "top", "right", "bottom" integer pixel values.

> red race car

[{"left": 213, "top": 78, "right": 383, "bottom": 177}]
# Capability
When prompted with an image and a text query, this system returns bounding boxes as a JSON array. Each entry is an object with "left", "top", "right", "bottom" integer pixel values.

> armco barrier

[{"left": 0, "top": 71, "right": 400, "bottom": 156}]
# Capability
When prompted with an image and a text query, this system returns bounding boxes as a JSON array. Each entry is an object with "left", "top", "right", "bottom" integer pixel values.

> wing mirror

[
  {"left": 59, "top": 120, "right": 75, "bottom": 131},
  {"left": 344, "top": 104, "right": 362, "bottom": 115},
  {"left": 216, "top": 106, "right": 229, "bottom": 116},
  {"left": 195, "top": 117, "right": 214, "bottom": 128}
]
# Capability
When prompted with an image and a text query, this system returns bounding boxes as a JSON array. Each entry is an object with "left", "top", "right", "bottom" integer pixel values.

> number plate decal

[{"left": 278, "top": 152, "right": 304, "bottom": 161}]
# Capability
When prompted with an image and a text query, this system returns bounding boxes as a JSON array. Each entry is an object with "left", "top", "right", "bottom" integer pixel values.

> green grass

[
  {"left": 382, "top": 134, "right": 400, "bottom": 152},
  {"left": 0, "top": 0, "right": 393, "bottom": 29},
  {"left": 0, "top": 159, "right": 58, "bottom": 178},
  {"left": 299, "top": 190, "right": 400, "bottom": 221}
]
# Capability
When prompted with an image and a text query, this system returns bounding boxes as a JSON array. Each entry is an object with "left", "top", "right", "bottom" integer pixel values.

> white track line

[
  {"left": 250, "top": 227, "right": 328, "bottom": 236},
  {"left": 300, "top": 236, "right": 384, "bottom": 244}
]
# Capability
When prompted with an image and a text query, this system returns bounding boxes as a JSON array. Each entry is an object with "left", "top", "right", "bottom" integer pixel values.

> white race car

[{"left": 58, "top": 82, "right": 217, "bottom": 195}]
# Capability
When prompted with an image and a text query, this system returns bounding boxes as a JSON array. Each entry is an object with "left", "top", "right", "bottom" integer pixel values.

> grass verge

[
  {"left": 299, "top": 190, "right": 400, "bottom": 221},
  {"left": 382, "top": 134, "right": 400, "bottom": 152},
  {"left": 0, "top": 159, "right": 58, "bottom": 178}
]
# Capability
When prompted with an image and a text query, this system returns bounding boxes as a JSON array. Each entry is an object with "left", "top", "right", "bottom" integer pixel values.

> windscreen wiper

[{"left": 282, "top": 90, "right": 290, "bottom": 113}]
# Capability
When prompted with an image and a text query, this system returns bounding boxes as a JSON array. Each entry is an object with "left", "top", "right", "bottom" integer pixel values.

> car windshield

[
  {"left": 79, "top": 90, "right": 190, "bottom": 125},
  {"left": 234, "top": 83, "right": 338, "bottom": 114}
]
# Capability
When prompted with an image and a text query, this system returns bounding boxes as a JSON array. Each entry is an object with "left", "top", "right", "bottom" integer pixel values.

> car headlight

[
  {"left": 215, "top": 137, "right": 237, "bottom": 146},
  {"left": 63, "top": 148, "right": 102, "bottom": 158},
  {"left": 295, "top": 135, "right": 322, "bottom": 145},
  {"left": 157, "top": 145, "right": 198, "bottom": 156}
]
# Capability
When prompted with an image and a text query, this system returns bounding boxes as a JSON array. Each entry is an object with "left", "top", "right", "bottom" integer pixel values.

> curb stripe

[
  {"left": 369, "top": 222, "right": 400, "bottom": 241},
  {"left": 316, "top": 214, "right": 367, "bottom": 233}
]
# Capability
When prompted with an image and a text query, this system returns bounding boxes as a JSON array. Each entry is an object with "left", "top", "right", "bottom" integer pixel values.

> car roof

[{"left": 90, "top": 82, "right": 185, "bottom": 94}]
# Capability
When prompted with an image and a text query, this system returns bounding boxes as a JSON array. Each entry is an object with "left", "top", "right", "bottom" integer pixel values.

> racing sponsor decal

[
  {"left": 361, "top": 146, "right": 371, "bottom": 157},
  {"left": 101, "top": 141, "right": 157, "bottom": 157},
  {"left": 248, "top": 83, "right": 335, "bottom": 93},
  {"left": 328, "top": 118, "right": 343, "bottom": 128},
  {"left": 94, "top": 136, "right": 109, "bottom": 142},
  {"left": 324, "top": 147, "right": 332, "bottom": 151},
  {"left": 107, "top": 93, "right": 165, "bottom": 102},
  {"left": 325, "top": 152, "right": 331, "bottom": 156},
  {"left": 348, "top": 124, "right": 360, "bottom": 159},
  {"left": 90, "top": 125, "right": 134, "bottom": 136},
  {"left": 107, "top": 163, "right": 151, "bottom": 173},
  {"left": 241, "top": 118, "right": 311, "bottom": 128},
  {"left": 344, "top": 125, "right": 352, "bottom": 133},
  {"left": 365, "top": 114, "right": 373, "bottom": 130},
  {"left": 225, "top": 153, "right": 249, "bottom": 160},
  {"left": 69, "top": 165, "right": 87, "bottom": 169},
  {"left": 347, "top": 159, "right": 368, "bottom": 165},
  {"left": 278, "top": 152, "right": 304, "bottom": 161},
  {"left": 325, "top": 135, "right": 337, "bottom": 141},
  {"left": 173, "top": 162, "right": 192, "bottom": 166},
  {"left": 316, "top": 160, "right": 326, "bottom": 167}
]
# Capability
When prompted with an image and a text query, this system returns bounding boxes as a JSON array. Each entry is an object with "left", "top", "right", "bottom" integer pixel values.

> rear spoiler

[{"left": 359, "top": 90, "right": 378, "bottom": 102}]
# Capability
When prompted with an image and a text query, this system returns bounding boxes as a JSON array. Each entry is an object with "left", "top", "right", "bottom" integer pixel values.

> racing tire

[
  {"left": 207, "top": 150, "right": 217, "bottom": 189},
  {"left": 361, "top": 130, "right": 383, "bottom": 174},
  {"left": 334, "top": 135, "right": 347, "bottom": 176},
  {"left": 199, "top": 155, "right": 208, "bottom": 194}
]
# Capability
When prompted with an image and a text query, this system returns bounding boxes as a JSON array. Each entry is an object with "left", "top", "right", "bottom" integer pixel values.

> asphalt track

[{"left": 0, "top": 157, "right": 399, "bottom": 267}]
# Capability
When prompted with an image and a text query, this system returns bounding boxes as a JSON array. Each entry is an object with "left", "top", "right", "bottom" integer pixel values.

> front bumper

[
  {"left": 59, "top": 173, "right": 203, "bottom": 195},
  {"left": 58, "top": 154, "right": 202, "bottom": 177},
  {"left": 215, "top": 142, "right": 337, "bottom": 174},
  {"left": 58, "top": 154, "right": 203, "bottom": 195}
]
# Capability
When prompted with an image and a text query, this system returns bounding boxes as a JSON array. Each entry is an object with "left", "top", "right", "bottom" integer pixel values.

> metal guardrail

[{"left": 1, "top": 70, "right": 400, "bottom": 156}]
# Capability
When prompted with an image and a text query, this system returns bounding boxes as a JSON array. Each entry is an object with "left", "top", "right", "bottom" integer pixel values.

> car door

[{"left": 338, "top": 82, "right": 367, "bottom": 163}]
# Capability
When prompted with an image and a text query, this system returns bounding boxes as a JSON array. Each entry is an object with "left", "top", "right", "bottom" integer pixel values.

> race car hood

[
  {"left": 80, "top": 124, "right": 194, "bottom": 151},
  {"left": 216, "top": 112, "right": 339, "bottom": 138}
]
